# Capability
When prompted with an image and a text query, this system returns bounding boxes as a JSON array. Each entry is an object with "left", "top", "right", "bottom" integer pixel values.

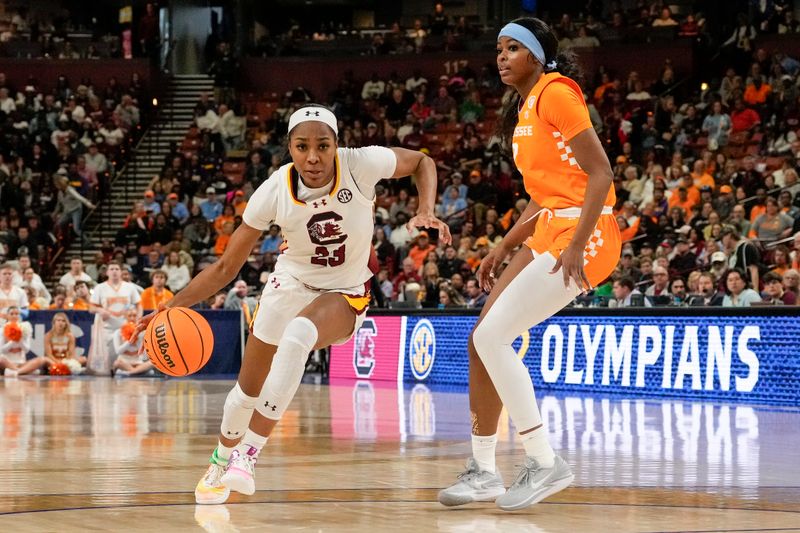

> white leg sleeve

[
  {"left": 256, "top": 317, "right": 318, "bottom": 421},
  {"left": 472, "top": 251, "right": 580, "bottom": 432},
  {"left": 220, "top": 383, "right": 258, "bottom": 440}
]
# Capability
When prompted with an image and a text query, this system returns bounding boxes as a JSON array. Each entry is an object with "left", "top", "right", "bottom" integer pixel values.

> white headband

[{"left": 288, "top": 106, "right": 338, "bottom": 137}]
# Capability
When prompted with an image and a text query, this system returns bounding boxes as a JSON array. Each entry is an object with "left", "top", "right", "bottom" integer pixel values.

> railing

[{"left": 46, "top": 120, "right": 153, "bottom": 276}]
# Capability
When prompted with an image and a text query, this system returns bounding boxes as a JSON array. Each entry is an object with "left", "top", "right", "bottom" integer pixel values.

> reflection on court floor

[{"left": 1, "top": 378, "right": 798, "bottom": 531}]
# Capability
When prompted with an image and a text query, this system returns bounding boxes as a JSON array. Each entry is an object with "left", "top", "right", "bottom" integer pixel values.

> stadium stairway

[{"left": 47, "top": 74, "right": 215, "bottom": 286}]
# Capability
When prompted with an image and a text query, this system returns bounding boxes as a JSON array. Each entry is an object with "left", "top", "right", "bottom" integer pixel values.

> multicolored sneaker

[
  {"left": 220, "top": 447, "right": 257, "bottom": 496},
  {"left": 195, "top": 449, "right": 231, "bottom": 505}
]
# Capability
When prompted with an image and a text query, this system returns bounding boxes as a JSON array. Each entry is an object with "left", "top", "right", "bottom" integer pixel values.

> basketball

[{"left": 143, "top": 307, "right": 214, "bottom": 377}]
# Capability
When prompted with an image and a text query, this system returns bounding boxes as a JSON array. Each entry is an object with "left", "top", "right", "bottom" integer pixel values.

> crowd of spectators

[
  {"left": 250, "top": 3, "right": 485, "bottom": 58},
  {"left": 5, "top": 6, "right": 800, "bottom": 317},
  {"left": 86, "top": 7, "right": 800, "bottom": 311},
  {"left": 0, "top": 4, "right": 160, "bottom": 60},
  {"left": 1, "top": 7, "right": 800, "bottom": 379},
  {"left": 0, "top": 69, "right": 146, "bottom": 292}
]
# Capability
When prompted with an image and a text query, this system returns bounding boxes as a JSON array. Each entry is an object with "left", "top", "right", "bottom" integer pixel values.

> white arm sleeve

[
  {"left": 342, "top": 146, "right": 398, "bottom": 198},
  {"left": 242, "top": 171, "right": 280, "bottom": 231}
]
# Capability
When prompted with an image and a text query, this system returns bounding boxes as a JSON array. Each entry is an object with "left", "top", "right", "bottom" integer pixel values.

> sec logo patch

[{"left": 337, "top": 188, "right": 353, "bottom": 203}]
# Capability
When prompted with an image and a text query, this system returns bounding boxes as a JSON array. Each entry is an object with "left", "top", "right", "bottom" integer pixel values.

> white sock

[
  {"left": 235, "top": 429, "right": 268, "bottom": 457},
  {"left": 521, "top": 429, "right": 555, "bottom": 468},
  {"left": 216, "top": 441, "right": 236, "bottom": 461},
  {"left": 471, "top": 434, "right": 498, "bottom": 473}
]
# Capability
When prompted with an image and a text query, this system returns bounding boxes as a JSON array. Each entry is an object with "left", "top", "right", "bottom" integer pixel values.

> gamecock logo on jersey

[
  {"left": 353, "top": 319, "right": 378, "bottom": 378},
  {"left": 307, "top": 211, "right": 347, "bottom": 245}
]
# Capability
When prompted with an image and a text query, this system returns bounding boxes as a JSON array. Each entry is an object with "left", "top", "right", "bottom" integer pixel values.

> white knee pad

[
  {"left": 256, "top": 317, "right": 318, "bottom": 421},
  {"left": 220, "top": 383, "right": 258, "bottom": 440}
]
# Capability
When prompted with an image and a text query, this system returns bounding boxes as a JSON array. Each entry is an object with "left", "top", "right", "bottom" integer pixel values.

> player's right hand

[
  {"left": 477, "top": 245, "right": 510, "bottom": 292},
  {"left": 134, "top": 304, "right": 167, "bottom": 353}
]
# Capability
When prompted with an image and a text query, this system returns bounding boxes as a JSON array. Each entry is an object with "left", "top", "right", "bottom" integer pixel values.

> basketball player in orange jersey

[
  {"left": 136, "top": 105, "right": 451, "bottom": 504},
  {"left": 439, "top": 17, "right": 621, "bottom": 511}
]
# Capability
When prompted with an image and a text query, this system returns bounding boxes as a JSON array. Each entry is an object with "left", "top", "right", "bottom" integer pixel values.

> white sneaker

[
  {"left": 195, "top": 461, "right": 230, "bottom": 505},
  {"left": 438, "top": 458, "right": 506, "bottom": 507},
  {"left": 221, "top": 447, "right": 257, "bottom": 495},
  {"left": 3, "top": 368, "right": 18, "bottom": 378},
  {"left": 495, "top": 455, "right": 574, "bottom": 511}
]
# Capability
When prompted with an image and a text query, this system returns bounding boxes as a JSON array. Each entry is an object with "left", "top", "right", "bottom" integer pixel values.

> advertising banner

[
  {"left": 329, "top": 315, "right": 405, "bottom": 382},
  {"left": 400, "top": 313, "right": 800, "bottom": 406}
]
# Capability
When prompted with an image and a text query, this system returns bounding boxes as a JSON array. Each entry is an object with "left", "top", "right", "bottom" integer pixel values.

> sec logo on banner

[{"left": 410, "top": 319, "right": 436, "bottom": 380}]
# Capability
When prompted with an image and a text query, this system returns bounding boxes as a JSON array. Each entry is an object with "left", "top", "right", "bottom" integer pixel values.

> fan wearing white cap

[{"left": 136, "top": 103, "right": 451, "bottom": 504}]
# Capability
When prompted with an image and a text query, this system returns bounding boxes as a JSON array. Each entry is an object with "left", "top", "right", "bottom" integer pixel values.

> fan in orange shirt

[
  {"left": 668, "top": 186, "right": 697, "bottom": 214},
  {"left": 214, "top": 220, "right": 235, "bottom": 256},
  {"left": 407, "top": 231, "right": 436, "bottom": 270},
  {"left": 232, "top": 190, "right": 248, "bottom": 216},
  {"left": 690, "top": 160, "right": 715, "bottom": 190},
  {"left": 70, "top": 280, "right": 92, "bottom": 310},
  {"left": 438, "top": 16, "right": 621, "bottom": 512},
  {"left": 214, "top": 204, "right": 236, "bottom": 235},
  {"left": 140, "top": 270, "right": 174, "bottom": 311}
]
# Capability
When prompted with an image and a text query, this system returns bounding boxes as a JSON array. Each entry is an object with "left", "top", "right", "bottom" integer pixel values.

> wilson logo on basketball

[{"left": 154, "top": 323, "right": 176, "bottom": 369}]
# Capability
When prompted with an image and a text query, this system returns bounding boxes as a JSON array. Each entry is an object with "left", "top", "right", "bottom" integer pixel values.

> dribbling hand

[
  {"left": 407, "top": 212, "right": 453, "bottom": 245},
  {"left": 477, "top": 245, "right": 510, "bottom": 292},
  {"left": 133, "top": 303, "right": 167, "bottom": 354}
]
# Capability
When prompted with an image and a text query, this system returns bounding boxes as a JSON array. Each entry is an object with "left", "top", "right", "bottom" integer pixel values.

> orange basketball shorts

[{"left": 525, "top": 212, "right": 621, "bottom": 287}]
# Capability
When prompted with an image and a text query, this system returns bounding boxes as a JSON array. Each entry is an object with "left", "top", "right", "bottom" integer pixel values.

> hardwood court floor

[{"left": 0, "top": 378, "right": 798, "bottom": 532}]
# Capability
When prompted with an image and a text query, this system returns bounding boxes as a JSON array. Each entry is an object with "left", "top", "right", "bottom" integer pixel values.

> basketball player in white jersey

[
  {"left": 88, "top": 262, "right": 142, "bottom": 373},
  {"left": 135, "top": 105, "right": 450, "bottom": 504}
]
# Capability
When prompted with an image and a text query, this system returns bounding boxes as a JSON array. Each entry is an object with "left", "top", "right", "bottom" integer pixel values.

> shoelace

[
  {"left": 456, "top": 468, "right": 480, "bottom": 481},
  {"left": 234, "top": 451, "right": 257, "bottom": 473},
  {"left": 206, "top": 464, "right": 225, "bottom": 486},
  {"left": 509, "top": 462, "right": 540, "bottom": 490}
]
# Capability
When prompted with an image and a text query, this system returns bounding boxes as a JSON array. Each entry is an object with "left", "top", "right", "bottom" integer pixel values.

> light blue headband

[{"left": 498, "top": 22, "right": 557, "bottom": 70}]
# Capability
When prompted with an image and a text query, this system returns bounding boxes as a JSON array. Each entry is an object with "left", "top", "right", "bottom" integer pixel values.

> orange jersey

[{"left": 513, "top": 72, "right": 616, "bottom": 210}]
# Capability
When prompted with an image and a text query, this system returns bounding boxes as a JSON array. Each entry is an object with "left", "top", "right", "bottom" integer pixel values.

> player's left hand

[
  {"left": 550, "top": 243, "right": 591, "bottom": 293},
  {"left": 407, "top": 212, "right": 452, "bottom": 245}
]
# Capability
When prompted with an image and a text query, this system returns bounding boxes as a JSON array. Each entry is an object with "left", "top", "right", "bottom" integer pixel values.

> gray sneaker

[
  {"left": 438, "top": 458, "right": 506, "bottom": 507},
  {"left": 495, "top": 455, "right": 574, "bottom": 511}
]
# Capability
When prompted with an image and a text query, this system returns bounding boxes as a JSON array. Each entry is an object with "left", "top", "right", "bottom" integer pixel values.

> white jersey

[
  {"left": 90, "top": 281, "right": 141, "bottom": 330},
  {"left": 59, "top": 271, "right": 93, "bottom": 291},
  {"left": 0, "top": 286, "right": 28, "bottom": 315},
  {"left": 243, "top": 147, "right": 396, "bottom": 290}
]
